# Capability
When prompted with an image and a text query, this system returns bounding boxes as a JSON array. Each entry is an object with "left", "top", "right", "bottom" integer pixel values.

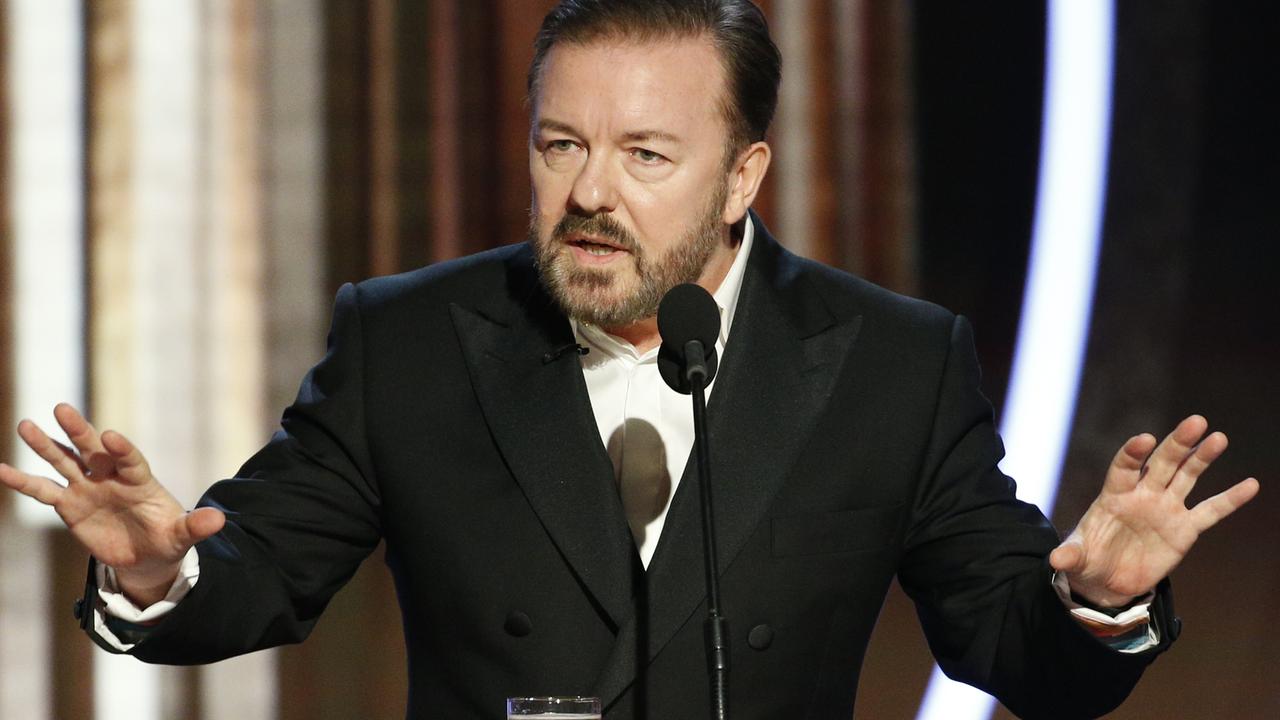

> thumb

[
  {"left": 1049, "top": 539, "right": 1085, "bottom": 574},
  {"left": 173, "top": 507, "right": 226, "bottom": 548}
]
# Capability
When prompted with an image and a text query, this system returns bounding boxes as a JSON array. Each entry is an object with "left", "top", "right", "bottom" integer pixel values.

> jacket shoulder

[{"left": 761, "top": 236, "right": 958, "bottom": 343}]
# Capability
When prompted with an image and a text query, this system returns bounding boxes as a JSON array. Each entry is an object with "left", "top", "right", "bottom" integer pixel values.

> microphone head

[{"left": 657, "top": 283, "right": 720, "bottom": 394}]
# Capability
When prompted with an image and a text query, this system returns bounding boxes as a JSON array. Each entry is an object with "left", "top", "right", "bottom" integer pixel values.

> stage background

[{"left": 0, "top": 1, "right": 1275, "bottom": 718}]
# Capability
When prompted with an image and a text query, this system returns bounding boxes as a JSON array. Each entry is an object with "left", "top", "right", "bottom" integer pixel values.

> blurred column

[
  {"left": 427, "top": 0, "right": 462, "bottom": 260},
  {"left": 766, "top": 1, "right": 918, "bottom": 290},
  {"left": 86, "top": 0, "right": 275, "bottom": 717},
  {"left": 3, "top": 0, "right": 84, "bottom": 716},
  {"left": 0, "top": 0, "right": 9, "bottom": 485},
  {"left": 7, "top": 0, "right": 86, "bottom": 520},
  {"left": 835, "top": 0, "right": 918, "bottom": 293},
  {"left": 0, "top": 524, "right": 50, "bottom": 717},
  {"left": 368, "top": 0, "right": 400, "bottom": 276},
  {"left": 493, "top": 0, "right": 560, "bottom": 255},
  {"left": 261, "top": 0, "right": 327, "bottom": 427},
  {"left": 87, "top": 0, "right": 192, "bottom": 716},
  {"left": 277, "top": 3, "right": 406, "bottom": 717},
  {"left": 195, "top": 1, "right": 275, "bottom": 719},
  {"left": 772, "top": 0, "right": 817, "bottom": 259}
]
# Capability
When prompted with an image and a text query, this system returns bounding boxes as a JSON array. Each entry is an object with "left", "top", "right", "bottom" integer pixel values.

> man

[{"left": 0, "top": 1, "right": 1259, "bottom": 718}]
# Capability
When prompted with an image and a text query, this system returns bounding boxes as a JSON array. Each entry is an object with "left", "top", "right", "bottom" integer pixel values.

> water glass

[{"left": 506, "top": 696, "right": 602, "bottom": 719}]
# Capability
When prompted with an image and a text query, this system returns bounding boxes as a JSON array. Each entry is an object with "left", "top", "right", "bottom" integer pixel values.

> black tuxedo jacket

[{"left": 85, "top": 220, "right": 1175, "bottom": 718}]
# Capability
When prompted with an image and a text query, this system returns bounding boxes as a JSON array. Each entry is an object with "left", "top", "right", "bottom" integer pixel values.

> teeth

[{"left": 579, "top": 241, "right": 615, "bottom": 256}]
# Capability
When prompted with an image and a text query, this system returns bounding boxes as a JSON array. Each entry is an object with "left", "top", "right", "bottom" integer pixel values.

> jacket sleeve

[
  {"left": 82, "top": 282, "right": 384, "bottom": 664},
  {"left": 897, "top": 315, "right": 1177, "bottom": 719}
]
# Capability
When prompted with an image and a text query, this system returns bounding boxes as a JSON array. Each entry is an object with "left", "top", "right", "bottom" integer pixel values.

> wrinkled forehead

[{"left": 531, "top": 36, "right": 733, "bottom": 137}]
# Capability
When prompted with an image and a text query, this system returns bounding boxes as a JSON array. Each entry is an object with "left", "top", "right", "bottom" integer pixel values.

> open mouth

[{"left": 568, "top": 235, "right": 628, "bottom": 257}]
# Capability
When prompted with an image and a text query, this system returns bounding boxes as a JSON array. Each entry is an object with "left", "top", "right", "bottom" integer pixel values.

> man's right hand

[{"left": 0, "top": 403, "right": 224, "bottom": 607}]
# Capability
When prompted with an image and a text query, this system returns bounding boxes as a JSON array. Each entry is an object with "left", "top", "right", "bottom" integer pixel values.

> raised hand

[
  {"left": 0, "top": 403, "right": 225, "bottom": 606},
  {"left": 1050, "top": 415, "right": 1260, "bottom": 607}
]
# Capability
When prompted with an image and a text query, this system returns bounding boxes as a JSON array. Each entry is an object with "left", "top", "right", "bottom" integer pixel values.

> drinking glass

[{"left": 506, "top": 696, "right": 602, "bottom": 719}]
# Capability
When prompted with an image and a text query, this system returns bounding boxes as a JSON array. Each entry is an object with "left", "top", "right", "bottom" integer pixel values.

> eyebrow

[
  {"left": 621, "top": 129, "right": 681, "bottom": 144},
  {"left": 536, "top": 119, "right": 682, "bottom": 145},
  {"left": 536, "top": 119, "right": 580, "bottom": 137}
]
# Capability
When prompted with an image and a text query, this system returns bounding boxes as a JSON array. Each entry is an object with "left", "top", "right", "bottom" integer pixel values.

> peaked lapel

[
  {"left": 450, "top": 251, "right": 639, "bottom": 629},
  {"left": 592, "top": 221, "right": 864, "bottom": 709}
]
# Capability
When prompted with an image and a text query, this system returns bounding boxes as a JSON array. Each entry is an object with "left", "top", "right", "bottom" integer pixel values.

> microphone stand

[{"left": 685, "top": 340, "right": 729, "bottom": 720}]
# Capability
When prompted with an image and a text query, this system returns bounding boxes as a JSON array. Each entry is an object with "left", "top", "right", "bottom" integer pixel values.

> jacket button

[
  {"left": 73, "top": 598, "right": 85, "bottom": 621},
  {"left": 504, "top": 611, "right": 533, "bottom": 637},
  {"left": 748, "top": 624, "right": 773, "bottom": 650}
]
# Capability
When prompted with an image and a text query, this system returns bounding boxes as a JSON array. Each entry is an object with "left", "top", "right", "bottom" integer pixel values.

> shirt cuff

[
  {"left": 1052, "top": 571, "right": 1159, "bottom": 654},
  {"left": 92, "top": 546, "right": 202, "bottom": 651}
]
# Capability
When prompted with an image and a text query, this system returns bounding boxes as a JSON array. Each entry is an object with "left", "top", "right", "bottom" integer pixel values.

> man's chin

[
  {"left": 535, "top": 243, "right": 660, "bottom": 327},
  {"left": 559, "top": 285, "right": 650, "bottom": 327}
]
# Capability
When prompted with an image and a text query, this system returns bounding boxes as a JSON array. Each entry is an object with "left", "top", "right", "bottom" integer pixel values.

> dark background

[{"left": 859, "top": 2, "right": 1280, "bottom": 718}]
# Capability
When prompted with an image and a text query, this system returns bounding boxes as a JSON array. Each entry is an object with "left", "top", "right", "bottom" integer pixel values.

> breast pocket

[{"left": 770, "top": 504, "right": 905, "bottom": 558}]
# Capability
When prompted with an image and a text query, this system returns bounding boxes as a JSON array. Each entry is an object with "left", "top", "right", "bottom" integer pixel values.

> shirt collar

[{"left": 570, "top": 215, "right": 756, "bottom": 359}]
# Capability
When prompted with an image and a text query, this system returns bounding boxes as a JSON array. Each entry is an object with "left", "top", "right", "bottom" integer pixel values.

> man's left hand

[{"left": 1050, "top": 415, "right": 1260, "bottom": 607}]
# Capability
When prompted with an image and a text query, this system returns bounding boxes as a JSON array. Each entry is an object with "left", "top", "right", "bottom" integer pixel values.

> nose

[{"left": 568, "top": 152, "right": 619, "bottom": 215}]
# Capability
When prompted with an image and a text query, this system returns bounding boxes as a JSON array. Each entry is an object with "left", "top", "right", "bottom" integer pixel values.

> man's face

[{"left": 528, "top": 37, "right": 740, "bottom": 330}]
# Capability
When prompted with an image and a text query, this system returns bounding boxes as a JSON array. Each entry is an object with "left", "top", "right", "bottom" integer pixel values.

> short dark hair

[{"left": 528, "top": 0, "right": 782, "bottom": 156}]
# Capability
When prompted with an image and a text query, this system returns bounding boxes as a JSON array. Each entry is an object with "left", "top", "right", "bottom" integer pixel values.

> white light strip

[
  {"left": 5, "top": 0, "right": 82, "bottom": 715},
  {"left": 9, "top": 0, "right": 86, "bottom": 527},
  {"left": 94, "top": 1, "right": 201, "bottom": 718},
  {"left": 1005, "top": 0, "right": 1114, "bottom": 517},
  {"left": 915, "top": 1, "right": 1114, "bottom": 718}
]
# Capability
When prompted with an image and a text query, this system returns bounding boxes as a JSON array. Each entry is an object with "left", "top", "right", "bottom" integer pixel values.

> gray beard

[{"left": 530, "top": 183, "right": 728, "bottom": 329}]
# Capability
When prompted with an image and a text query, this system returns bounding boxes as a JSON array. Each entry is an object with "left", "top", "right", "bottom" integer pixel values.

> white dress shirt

[{"left": 573, "top": 219, "right": 754, "bottom": 568}]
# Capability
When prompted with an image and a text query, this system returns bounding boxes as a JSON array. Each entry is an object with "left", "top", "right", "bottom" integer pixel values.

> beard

[{"left": 530, "top": 180, "right": 730, "bottom": 329}]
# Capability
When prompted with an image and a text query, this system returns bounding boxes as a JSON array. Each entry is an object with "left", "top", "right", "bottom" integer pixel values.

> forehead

[{"left": 534, "top": 36, "right": 730, "bottom": 139}]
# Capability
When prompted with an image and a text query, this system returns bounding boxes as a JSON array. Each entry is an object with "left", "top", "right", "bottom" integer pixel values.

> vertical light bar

[
  {"left": 94, "top": 1, "right": 201, "bottom": 718},
  {"left": 915, "top": 1, "right": 1114, "bottom": 718},
  {"left": 9, "top": 0, "right": 85, "bottom": 526},
  {"left": 5, "top": 0, "right": 81, "bottom": 715},
  {"left": 1000, "top": 0, "right": 1114, "bottom": 516}
]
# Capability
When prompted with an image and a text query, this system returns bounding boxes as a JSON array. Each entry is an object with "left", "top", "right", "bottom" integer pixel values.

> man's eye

[
  {"left": 631, "top": 148, "right": 665, "bottom": 164},
  {"left": 546, "top": 139, "right": 576, "bottom": 153}
]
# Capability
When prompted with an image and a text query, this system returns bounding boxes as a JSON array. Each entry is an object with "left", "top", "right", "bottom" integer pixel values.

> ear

[{"left": 722, "top": 141, "right": 772, "bottom": 225}]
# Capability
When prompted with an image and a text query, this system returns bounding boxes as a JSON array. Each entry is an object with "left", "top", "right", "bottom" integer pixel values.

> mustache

[{"left": 552, "top": 213, "right": 640, "bottom": 254}]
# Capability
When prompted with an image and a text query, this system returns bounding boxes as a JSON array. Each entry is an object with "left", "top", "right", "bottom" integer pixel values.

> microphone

[
  {"left": 658, "top": 283, "right": 729, "bottom": 720},
  {"left": 541, "top": 342, "right": 589, "bottom": 364},
  {"left": 657, "top": 283, "right": 720, "bottom": 393}
]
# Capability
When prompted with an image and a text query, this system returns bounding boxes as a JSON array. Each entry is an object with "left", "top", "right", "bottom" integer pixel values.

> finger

[
  {"left": 51, "top": 439, "right": 91, "bottom": 475},
  {"left": 1189, "top": 477, "right": 1261, "bottom": 533},
  {"left": 0, "top": 463, "right": 67, "bottom": 506},
  {"left": 99, "top": 430, "right": 154, "bottom": 485},
  {"left": 53, "top": 403, "right": 115, "bottom": 477},
  {"left": 1103, "top": 434, "right": 1158, "bottom": 493},
  {"left": 172, "top": 507, "right": 226, "bottom": 548},
  {"left": 1167, "top": 431, "right": 1229, "bottom": 501},
  {"left": 17, "top": 420, "right": 88, "bottom": 484},
  {"left": 1049, "top": 540, "right": 1085, "bottom": 574},
  {"left": 1141, "top": 415, "right": 1209, "bottom": 490}
]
